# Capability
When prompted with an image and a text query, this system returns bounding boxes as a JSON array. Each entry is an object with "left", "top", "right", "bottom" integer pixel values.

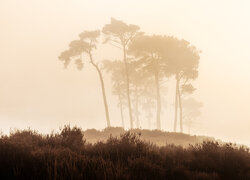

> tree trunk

[
  {"left": 135, "top": 85, "right": 140, "bottom": 129},
  {"left": 154, "top": 59, "right": 161, "bottom": 130},
  {"left": 118, "top": 91, "right": 125, "bottom": 128},
  {"left": 123, "top": 45, "right": 133, "bottom": 129},
  {"left": 174, "top": 74, "right": 179, "bottom": 132},
  {"left": 95, "top": 67, "right": 111, "bottom": 127},
  {"left": 89, "top": 54, "right": 111, "bottom": 127},
  {"left": 178, "top": 85, "right": 183, "bottom": 133}
]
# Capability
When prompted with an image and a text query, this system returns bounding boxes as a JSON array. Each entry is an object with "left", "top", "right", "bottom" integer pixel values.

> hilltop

[{"left": 83, "top": 127, "right": 216, "bottom": 147}]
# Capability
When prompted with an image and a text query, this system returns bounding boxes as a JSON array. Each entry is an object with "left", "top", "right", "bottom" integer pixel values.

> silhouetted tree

[
  {"left": 103, "top": 18, "right": 141, "bottom": 129},
  {"left": 165, "top": 38, "right": 200, "bottom": 132},
  {"left": 182, "top": 97, "right": 203, "bottom": 134},
  {"left": 129, "top": 63, "right": 152, "bottom": 128},
  {"left": 59, "top": 30, "right": 111, "bottom": 127},
  {"left": 179, "top": 83, "right": 196, "bottom": 132},
  {"left": 140, "top": 83, "right": 156, "bottom": 130},
  {"left": 129, "top": 35, "right": 168, "bottom": 130},
  {"left": 104, "top": 59, "right": 154, "bottom": 129}
]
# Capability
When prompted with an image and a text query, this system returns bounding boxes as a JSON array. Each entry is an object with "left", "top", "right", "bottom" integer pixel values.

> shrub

[{"left": 0, "top": 126, "right": 249, "bottom": 179}]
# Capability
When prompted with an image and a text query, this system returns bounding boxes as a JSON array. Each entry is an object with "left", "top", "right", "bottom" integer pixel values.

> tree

[
  {"left": 182, "top": 98, "right": 203, "bottom": 134},
  {"left": 140, "top": 78, "right": 156, "bottom": 130},
  {"left": 102, "top": 18, "right": 141, "bottom": 129},
  {"left": 103, "top": 60, "right": 126, "bottom": 128},
  {"left": 129, "top": 61, "right": 152, "bottom": 129},
  {"left": 129, "top": 35, "right": 168, "bottom": 130},
  {"left": 165, "top": 38, "right": 200, "bottom": 132},
  {"left": 58, "top": 30, "right": 111, "bottom": 127},
  {"left": 104, "top": 59, "right": 154, "bottom": 129},
  {"left": 179, "top": 83, "right": 196, "bottom": 132}
]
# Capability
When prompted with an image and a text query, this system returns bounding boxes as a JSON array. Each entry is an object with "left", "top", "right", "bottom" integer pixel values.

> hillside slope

[{"left": 84, "top": 127, "right": 216, "bottom": 147}]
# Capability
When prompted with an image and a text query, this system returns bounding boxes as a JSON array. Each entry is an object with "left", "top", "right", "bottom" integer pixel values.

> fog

[{"left": 0, "top": 0, "right": 250, "bottom": 146}]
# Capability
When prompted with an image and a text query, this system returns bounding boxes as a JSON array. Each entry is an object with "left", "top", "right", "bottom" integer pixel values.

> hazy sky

[{"left": 0, "top": 0, "right": 250, "bottom": 145}]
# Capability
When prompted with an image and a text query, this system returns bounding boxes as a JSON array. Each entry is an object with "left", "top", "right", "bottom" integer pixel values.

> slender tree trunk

[
  {"left": 89, "top": 54, "right": 111, "bottom": 127},
  {"left": 118, "top": 92, "right": 125, "bottom": 128},
  {"left": 174, "top": 74, "right": 179, "bottom": 132},
  {"left": 123, "top": 45, "right": 133, "bottom": 129},
  {"left": 178, "top": 85, "right": 183, "bottom": 133},
  {"left": 154, "top": 59, "right": 161, "bottom": 130},
  {"left": 95, "top": 67, "right": 111, "bottom": 127},
  {"left": 135, "top": 85, "right": 140, "bottom": 129}
]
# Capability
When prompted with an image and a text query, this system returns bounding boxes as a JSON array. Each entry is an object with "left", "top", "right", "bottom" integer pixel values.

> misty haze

[{"left": 0, "top": 0, "right": 250, "bottom": 179}]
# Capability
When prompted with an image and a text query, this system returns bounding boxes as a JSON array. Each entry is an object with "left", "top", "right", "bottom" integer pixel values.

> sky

[{"left": 0, "top": 0, "right": 250, "bottom": 145}]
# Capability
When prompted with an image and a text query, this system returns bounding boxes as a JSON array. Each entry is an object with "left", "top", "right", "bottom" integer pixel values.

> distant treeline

[
  {"left": 0, "top": 126, "right": 249, "bottom": 180},
  {"left": 59, "top": 18, "right": 202, "bottom": 132}
]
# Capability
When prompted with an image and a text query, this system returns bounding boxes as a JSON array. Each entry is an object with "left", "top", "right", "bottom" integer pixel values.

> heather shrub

[{"left": 0, "top": 126, "right": 249, "bottom": 180}]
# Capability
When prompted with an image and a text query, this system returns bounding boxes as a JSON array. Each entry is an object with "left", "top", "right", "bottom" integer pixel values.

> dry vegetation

[
  {"left": 0, "top": 126, "right": 249, "bottom": 180},
  {"left": 83, "top": 127, "right": 214, "bottom": 147}
]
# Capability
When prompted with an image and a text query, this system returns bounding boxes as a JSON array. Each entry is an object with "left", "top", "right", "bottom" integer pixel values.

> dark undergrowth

[{"left": 0, "top": 126, "right": 249, "bottom": 180}]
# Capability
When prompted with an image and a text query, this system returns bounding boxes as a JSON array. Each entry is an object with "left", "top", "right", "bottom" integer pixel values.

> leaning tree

[{"left": 58, "top": 30, "right": 111, "bottom": 127}]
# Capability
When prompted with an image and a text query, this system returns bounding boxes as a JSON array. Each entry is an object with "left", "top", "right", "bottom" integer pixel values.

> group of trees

[{"left": 59, "top": 18, "right": 200, "bottom": 133}]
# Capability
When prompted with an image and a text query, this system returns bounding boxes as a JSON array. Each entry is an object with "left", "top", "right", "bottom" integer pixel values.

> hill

[{"left": 84, "top": 127, "right": 216, "bottom": 147}]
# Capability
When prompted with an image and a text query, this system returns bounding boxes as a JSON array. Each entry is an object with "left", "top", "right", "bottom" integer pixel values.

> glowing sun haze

[{"left": 0, "top": 0, "right": 250, "bottom": 145}]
